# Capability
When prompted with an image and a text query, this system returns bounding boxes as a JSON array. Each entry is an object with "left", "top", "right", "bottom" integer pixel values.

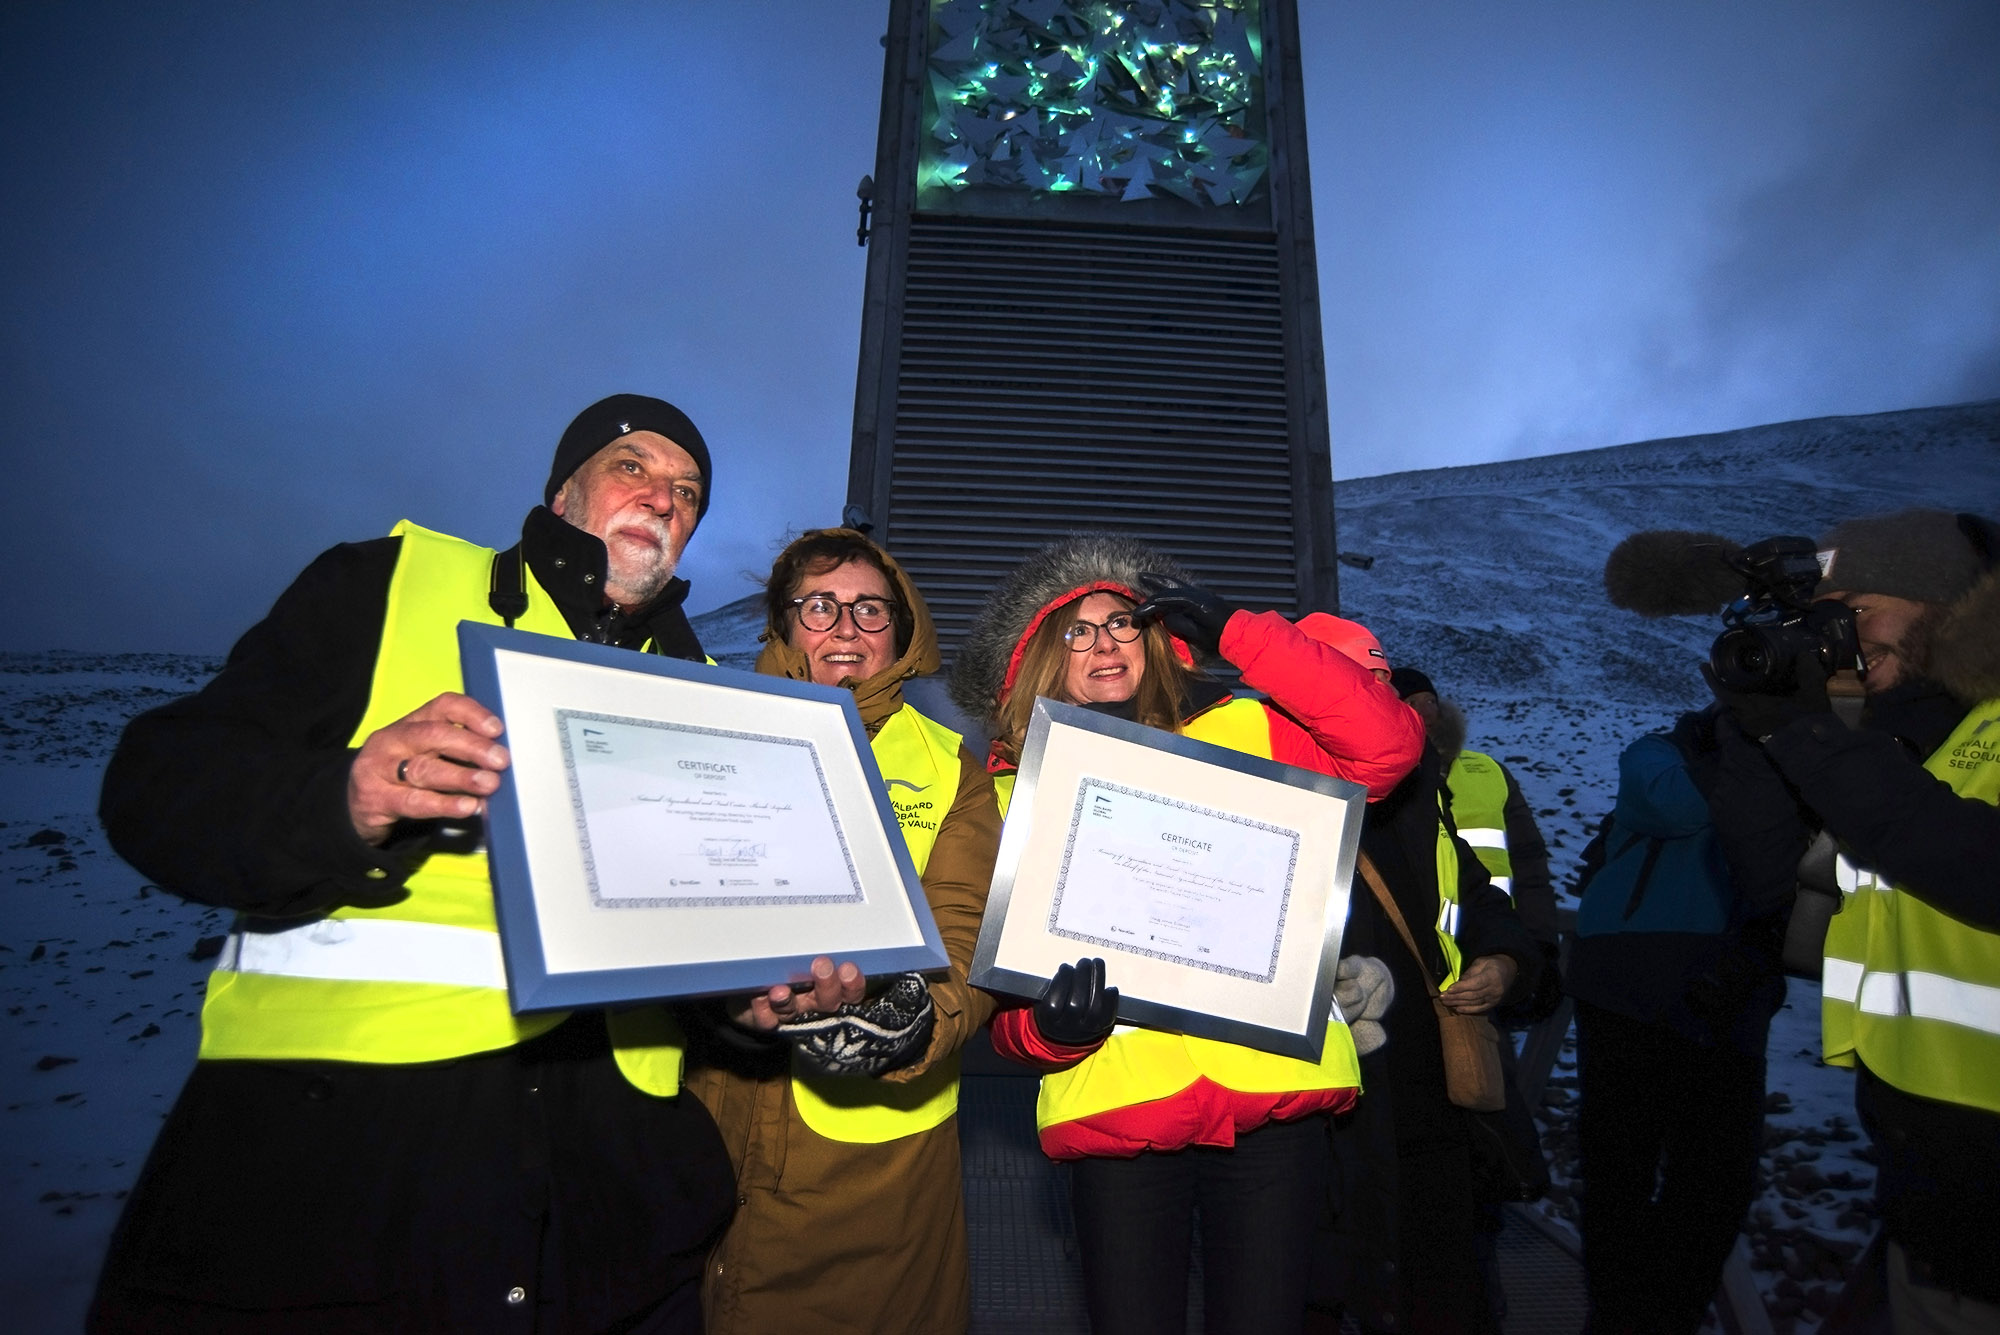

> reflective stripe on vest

[
  {"left": 218, "top": 918, "right": 507, "bottom": 987},
  {"left": 1446, "top": 750, "right": 1512, "bottom": 902},
  {"left": 1432, "top": 804, "right": 1467, "bottom": 989},
  {"left": 1821, "top": 697, "right": 2000, "bottom": 1114},
  {"left": 791, "top": 706, "right": 967, "bottom": 1142},
  {"left": 198, "top": 520, "right": 685, "bottom": 1094},
  {"left": 1032, "top": 697, "right": 1365, "bottom": 1136},
  {"left": 1427, "top": 792, "right": 1471, "bottom": 986}
]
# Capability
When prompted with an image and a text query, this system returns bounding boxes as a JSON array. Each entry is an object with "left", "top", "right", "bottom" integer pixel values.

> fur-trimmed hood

[
  {"left": 1932, "top": 566, "right": 2000, "bottom": 705},
  {"left": 1428, "top": 697, "right": 1469, "bottom": 767},
  {"left": 946, "top": 533, "right": 1195, "bottom": 730}
]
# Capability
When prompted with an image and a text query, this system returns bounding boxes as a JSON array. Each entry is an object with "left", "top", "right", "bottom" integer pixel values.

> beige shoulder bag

[{"left": 1355, "top": 852, "right": 1507, "bottom": 1113}]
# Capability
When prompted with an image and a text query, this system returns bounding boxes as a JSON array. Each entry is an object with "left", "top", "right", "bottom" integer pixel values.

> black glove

[
  {"left": 1130, "top": 575, "right": 1237, "bottom": 657},
  {"left": 1702, "top": 650, "right": 1831, "bottom": 742},
  {"left": 1034, "top": 957, "right": 1120, "bottom": 1048}
]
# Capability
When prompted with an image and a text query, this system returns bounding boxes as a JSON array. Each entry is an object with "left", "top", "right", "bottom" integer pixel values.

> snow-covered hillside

[
  {"left": 1331, "top": 397, "right": 1997, "bottom": 875},
  {"left": 1, "top": 400, "right": 1993, "bottom": 1331},
  {"left": 1334, "top": 398, "right": 2000, "bottom": 704}
]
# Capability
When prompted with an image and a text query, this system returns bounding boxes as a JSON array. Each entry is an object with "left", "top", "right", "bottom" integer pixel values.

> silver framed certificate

[
  {"left": 459, "top": 623, "right": 948, "bottom": 1012},
  {"left": 968, "top": 698, "right": 1366, "bottom": 1061}
]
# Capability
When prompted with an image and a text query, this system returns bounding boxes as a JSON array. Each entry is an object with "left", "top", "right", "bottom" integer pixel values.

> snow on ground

[
  {"left": 0, "top": 654, "right": 224, "bottom": 1333},
  {"left": 1, "top": 400, "right": 1994, "bottom": 1331}
]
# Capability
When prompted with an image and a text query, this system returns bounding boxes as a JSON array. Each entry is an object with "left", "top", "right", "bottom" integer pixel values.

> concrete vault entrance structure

[{"left": 847, "top": 0, "right": 1340, "bottom": 653}]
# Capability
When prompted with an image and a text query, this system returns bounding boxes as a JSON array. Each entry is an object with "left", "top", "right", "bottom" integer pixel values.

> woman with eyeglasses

[
  {"left": 947, "top": 534, "right": 1425, "bottom": 1335},
  {"left": 681, "top": 528, "right": 1002, "bottom": 1335}
]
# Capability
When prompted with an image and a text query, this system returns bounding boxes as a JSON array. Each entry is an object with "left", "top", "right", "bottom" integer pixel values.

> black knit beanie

[
  {"left": 1389, "top": 666, "right": 1436, "bottom": 700},
  {"left": 544, "top": 394, "right": 713, "bottom": 522},
  {"left": 1815, "top": 509, "right": 1983, "bottom": 605}
]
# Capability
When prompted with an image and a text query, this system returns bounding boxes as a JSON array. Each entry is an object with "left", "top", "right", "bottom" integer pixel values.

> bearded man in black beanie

[
  {"left": 87, "top": 395, "right": 810, "bottom": 1333},
  {"left": 1704, "top": 508, "right": 2000, "bottom": 1334}
]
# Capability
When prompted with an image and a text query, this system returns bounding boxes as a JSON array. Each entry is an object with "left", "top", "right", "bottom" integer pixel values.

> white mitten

[{"left": 1333, "top": 954, "right": 1395, "bottom": 1056}]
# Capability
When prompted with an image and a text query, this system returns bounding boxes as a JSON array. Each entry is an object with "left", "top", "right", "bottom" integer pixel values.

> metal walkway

[{"left": 959, "top": 1069, "right": 1590, "bottom": 1335}]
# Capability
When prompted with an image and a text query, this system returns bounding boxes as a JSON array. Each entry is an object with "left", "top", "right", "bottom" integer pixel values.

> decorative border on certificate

[
  {"left": 1047, "top": 777, "right": 1300, "bottom": 983},
  {"left": 557, "top": 710, "right": 864, "bottom": 909}
]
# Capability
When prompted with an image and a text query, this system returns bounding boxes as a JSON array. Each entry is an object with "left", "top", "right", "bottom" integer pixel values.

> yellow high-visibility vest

[
  {"left": 1822, "top": 698, "right": 2000, "bottom": 1114},
  {"left": 790, "top": 705, "right": 970, "bottom": 1142},
  {"left": 1433, "top": 749, "right": 1512, "bottom": 944},
  {"left": 198, "top": 521, "right": 685, "bottom": 1096},
  {"left": 1446, "top": 750, "right": 1513, "bottom": 902}
]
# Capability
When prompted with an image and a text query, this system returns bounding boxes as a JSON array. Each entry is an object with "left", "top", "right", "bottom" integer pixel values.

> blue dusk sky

[{"left": 4, "top": 1, "right": 1996, "bottom": 653}]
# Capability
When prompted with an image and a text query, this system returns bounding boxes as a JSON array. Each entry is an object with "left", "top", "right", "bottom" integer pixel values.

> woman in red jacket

[{"left": 948, "top": 535, "right": 1423, "bottom": 1335}]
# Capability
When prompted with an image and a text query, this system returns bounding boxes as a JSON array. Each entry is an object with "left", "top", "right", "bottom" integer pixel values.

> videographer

[{"left": 1702, "top": 509, "right": 2000, "bottom": 1332}]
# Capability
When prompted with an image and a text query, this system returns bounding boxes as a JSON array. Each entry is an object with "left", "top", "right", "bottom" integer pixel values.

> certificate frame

[
  {"left": 968, "top": 698, "right": 1367, "bottom": 1062},
  {"left": 459, "top": 622, "right": 948, "bottom": 1012}
]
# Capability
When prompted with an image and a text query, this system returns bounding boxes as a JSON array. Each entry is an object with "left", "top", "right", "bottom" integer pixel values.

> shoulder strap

[
  {"left": 488, "top": 546, "right": 528, "bottom": 629},
  {"left": 1356, "top": 852, "right": 1442, "bottom": 1000}
]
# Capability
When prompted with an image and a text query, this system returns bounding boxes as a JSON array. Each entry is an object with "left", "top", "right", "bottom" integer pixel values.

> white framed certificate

[
  {"left": 459, "top": 622, "right": 948, "bottom": 1012},
  {"left": 968, "top": 698, "right": 1366, "bottom": 1061}
]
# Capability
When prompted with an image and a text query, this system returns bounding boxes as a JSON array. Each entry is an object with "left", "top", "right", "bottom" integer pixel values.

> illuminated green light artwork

[{"left": 920, "top": 0, "right": 1266, "bottom": 212}]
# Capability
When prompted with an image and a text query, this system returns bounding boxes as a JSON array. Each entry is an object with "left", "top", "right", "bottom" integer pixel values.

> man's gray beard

[{"left": 606, "top": 548, "right": 676, "bottom": 609}]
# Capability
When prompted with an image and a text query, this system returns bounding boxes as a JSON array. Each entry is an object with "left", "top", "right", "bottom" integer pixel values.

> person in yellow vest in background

[
  {"left": 1384, "top": 663, "right": 1560, "bottom": 1331},
  {"left": 681, "top": 529, "right": 1002, "bottom": 1335},
  {"left": 1387, "top": 666, "right": 1562, "bottom": 1020},
  {"left": 91, "top": 395, "right": 835, "bottom": 1333},
  {"left": 1703, "top": 509, "right": 2000, "bottom": 1333},
  {"left": 947, "top": 535, "right": 1435, "bottom": 1335}
]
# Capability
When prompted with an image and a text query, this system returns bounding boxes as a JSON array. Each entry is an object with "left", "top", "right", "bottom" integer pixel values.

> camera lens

[{"left": 1710, "top": 626, "right": 1792, "bottom": 693}]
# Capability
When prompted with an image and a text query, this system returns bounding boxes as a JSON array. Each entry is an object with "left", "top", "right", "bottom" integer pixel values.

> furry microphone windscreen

[{"left": 1603, "top": 530, "right": 1746, "bottom": 616}]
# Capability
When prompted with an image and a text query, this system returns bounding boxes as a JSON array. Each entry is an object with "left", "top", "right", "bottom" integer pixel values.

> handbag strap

[{"left": 1355, "top": 852, "right": 1443, "bottom": 1001}]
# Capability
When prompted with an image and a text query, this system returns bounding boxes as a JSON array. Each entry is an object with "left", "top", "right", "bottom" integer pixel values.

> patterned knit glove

[{"left": 778, "top": 973, "right": 936, "bottom": 1078}]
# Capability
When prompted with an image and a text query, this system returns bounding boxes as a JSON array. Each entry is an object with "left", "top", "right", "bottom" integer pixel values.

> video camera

[
  {"left": 1707, "top": 537, "right": 1863, "bottom": 693},
  {"left": 1602, "top": 530, "right": 1865, "bottom": 694}
]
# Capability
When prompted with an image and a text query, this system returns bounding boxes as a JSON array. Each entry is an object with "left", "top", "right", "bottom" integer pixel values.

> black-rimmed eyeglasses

[
  {"left": 790, "top": 595, "right": 897, "bottom": 633},
  {"left": 1063, "top": 613, "right": 1143, "bottom": 651}
]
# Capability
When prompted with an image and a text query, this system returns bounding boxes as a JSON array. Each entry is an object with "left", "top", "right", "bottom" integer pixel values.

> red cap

[{"left": 1295, "top": 613, "right": 1389, "bottom": 673}]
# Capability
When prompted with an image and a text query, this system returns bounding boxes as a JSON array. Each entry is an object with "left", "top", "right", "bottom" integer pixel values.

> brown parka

[{"left": 685, "top": 530, "right": 1001, "bottom": 1335}]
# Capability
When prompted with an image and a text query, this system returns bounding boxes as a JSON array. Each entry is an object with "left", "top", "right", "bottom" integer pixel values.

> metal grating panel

[{"left": 885, "top": 213, "right": 1299, "bottom": 652}]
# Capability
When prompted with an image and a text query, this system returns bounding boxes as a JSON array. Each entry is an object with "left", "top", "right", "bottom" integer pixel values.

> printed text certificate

[
  {"left": 558, "top": 710, "right": 864, "bottom": 908},
  {"left": 1048, "top": 778, "right": 1301, "bottom": 983}
]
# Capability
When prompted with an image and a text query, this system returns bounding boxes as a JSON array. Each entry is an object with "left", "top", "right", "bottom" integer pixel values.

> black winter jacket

[
  {"left": 90, "top": 510, "right": 734, "bottom": 1332},
  {"left": 1311, "top": 749, "right": 1541, "bottom": 1332}
]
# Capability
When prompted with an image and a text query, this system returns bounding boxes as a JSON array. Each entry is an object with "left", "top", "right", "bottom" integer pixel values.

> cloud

[{"left": 1617, "top": 2, "right": 2000, "bottom": 434}]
